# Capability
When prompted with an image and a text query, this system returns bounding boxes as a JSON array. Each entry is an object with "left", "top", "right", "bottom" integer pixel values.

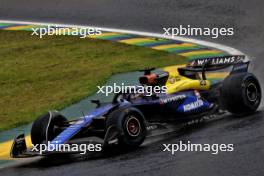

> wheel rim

[
  {"left": 126, "top": 116, "right": 141, "bottom": 137},
  {"left": 246, "top": 83, "right": 258, "bottom": 102}
]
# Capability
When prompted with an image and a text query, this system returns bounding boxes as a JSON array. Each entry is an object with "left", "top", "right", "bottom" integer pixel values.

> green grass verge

[{"left": 0, "top": 30, "right": 185, "bottom": 131}]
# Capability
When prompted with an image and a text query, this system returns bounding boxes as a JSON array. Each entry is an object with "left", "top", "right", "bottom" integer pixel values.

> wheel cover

[{"left": 126, "top": 116, "right": 141, "bottom": 137}]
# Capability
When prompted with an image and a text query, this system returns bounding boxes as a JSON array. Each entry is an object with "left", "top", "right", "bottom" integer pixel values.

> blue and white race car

[{"left": 10, "top": 55, "right": 262, "bottom": 157}]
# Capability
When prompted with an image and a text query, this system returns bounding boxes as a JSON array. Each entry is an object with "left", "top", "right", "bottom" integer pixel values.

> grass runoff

[{"left": 0, "top": 30, "right": 185, "bottom": 131}]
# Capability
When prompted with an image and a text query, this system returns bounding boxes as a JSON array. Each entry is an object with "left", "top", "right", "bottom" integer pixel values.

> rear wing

[
  {"left": 179, "top": 55, "right": 249, "bottom": 80},
  {"left": 187, "top": 55, "right": 246, "bottom": 69}
]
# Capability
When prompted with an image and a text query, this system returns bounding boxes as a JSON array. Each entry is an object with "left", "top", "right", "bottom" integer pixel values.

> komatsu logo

[{"left": 183, "top": 100, "right": 204, "bottom": 112}]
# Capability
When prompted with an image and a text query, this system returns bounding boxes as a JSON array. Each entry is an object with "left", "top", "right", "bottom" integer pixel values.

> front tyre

[
  {"left": 106, "top": 107, "right": 147, "bottom": 148},
  {"left": 31, "top": 111, "right": 67, "bottom": 145},
  {"left": 220, "top": 73, "right": 261, "bottom": 115}
]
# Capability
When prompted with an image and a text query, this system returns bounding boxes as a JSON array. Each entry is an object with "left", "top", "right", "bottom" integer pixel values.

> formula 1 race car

[{"left": 11, "top": 55, "right": 261, "bottom": 157}]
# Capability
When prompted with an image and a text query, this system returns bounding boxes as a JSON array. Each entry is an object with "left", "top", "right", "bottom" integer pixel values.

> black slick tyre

[
  {"left": 31, "top": 111, "right": 67, "bottom": 145},
  {"left": 106, "top": 107, "right": 147, "bottom": 148},
  {"left": 220, "top": 73, "right": 261, "bottom": 115}
]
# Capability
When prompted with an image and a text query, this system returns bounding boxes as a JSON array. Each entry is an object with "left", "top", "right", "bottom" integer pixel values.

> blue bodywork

[
  {"left": 50, "top": 90, "right": 212, "bottom": 145},
  {"left": 51, "top": 104, "right": 115, "bottom": 145}
]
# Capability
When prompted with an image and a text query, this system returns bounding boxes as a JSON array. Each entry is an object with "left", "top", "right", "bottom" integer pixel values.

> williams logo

[
  {"left": 183, "top": 99, "right": 204, "bottom": 112},
  {"left": 188, "top": 55, "right": 245, "bottom": 67}
]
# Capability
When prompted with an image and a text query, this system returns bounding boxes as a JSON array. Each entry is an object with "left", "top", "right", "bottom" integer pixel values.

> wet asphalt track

[{"left": 0, "top": 0, "right": 264, "bottom": 175}]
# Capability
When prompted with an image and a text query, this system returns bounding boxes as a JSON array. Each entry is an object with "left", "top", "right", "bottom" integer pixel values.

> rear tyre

[
  {"left": 106, "top": 107, "right": 147, "bottom": 148},
  {"left": 220, "top": 73, "right": 261, "bottom": 115},
  {"left": 31, "top": 111, "right": 67, "bottom": 145}
]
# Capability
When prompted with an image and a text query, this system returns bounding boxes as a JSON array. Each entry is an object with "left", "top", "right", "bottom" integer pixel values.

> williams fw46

[{"left": 11, "top": 55, "right": 262, "bottom": 157}]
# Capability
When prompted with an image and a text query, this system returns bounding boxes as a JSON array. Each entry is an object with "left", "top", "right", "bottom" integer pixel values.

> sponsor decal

[
  {"left": 15, "top": 137, "right": 25, "bottom": 143},
  {"left": 169, "top": 77, "right": 176, "bottom": 84},
  {"left": 160, "top": 95, "right": 186, "bottom": 104},
  {"left": 188, "top": 55, "right": 245, "bottom": 67},
  {"left": 168, "top": 76, "right": 181, "bottom": 84},
  {"left": 232, "top": 63, "right": 249, "bottom": 72},
  {"left": 199, "top": 80, "right": 207, "bottom": 86},
  {"left": 183, "top": 99, "right": 204, "bottom": 112}
]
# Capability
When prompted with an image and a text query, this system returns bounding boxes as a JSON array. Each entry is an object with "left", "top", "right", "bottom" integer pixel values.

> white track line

[{"left": 0, "top": 19, "right": 247, "bottom": 60}]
